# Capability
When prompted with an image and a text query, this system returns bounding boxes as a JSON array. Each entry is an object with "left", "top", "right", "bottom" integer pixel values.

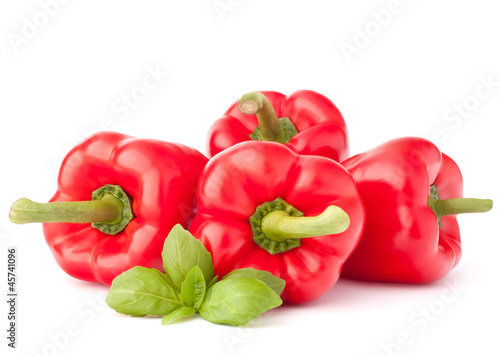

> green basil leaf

[
  {"left": 199, "top": 278, "right": 283, "bottom": 326},
  {"left": 207, "top": 275, "right": 218, "bottom": 290},
  {"left": 106, "top": 266, "right": 182, "bottom": 316},
  {"left": 162, "top": 224, "right": 214, "bottom": 289},
  {"left": 223, "top": 268, "right": 285, "bottom": 296},
  {"left": 161, "top": 307, "right": 196, "bottom": 325},
  {"left": 161, "top": 268, "right": 176, "bottom": 288},
  {"left": 180, "top": 266, "right": 206, "bottom": 309}
]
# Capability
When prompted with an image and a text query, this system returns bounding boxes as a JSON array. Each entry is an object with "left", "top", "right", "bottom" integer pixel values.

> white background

[{"left": 1, "top": 1, "right": 499, "bottom": 355}]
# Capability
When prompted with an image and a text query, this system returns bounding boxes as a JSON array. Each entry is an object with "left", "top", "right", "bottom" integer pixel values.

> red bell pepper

[
  {"left": 207, "top": 90, "right": 349, "bottom": 161},
  {"left": 341, "top": 137, "right": 493, "bottom": 283},
  {"left": 189, "top": 141, "right": 365, "bottom": 303},
  {"left": 9, "top": 131, "right": 208, "bottom": 285}
]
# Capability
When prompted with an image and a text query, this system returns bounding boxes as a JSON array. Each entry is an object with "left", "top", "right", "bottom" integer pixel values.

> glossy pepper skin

[
  {"left": 341, "top": 137, "right": 492, "bottom": 283},
  {"left": 189, "top": 141, "right": 365, "bottom": 303},
  {"left": 207, "top": 90, "right": 349, "bottom": 161},
  {"left": 40, "top": 132, "right": 207, "bottom": 285}
]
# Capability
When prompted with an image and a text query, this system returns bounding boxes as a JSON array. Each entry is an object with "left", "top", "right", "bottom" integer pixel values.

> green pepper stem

[
  {"left": 261, "top": 205, "right": 350, "bottom": 242},
  {"left": 9, "top": 195, "right": 123, "bottom": 225},
  {"left": 428, "top": 197, "right": 493, "bottom": 219},
  {"left": 238, "top": 91, "right": 287, "bottom": 143},
  {"left": 9, "top": 184, "right": 134, "bottom": 236}
]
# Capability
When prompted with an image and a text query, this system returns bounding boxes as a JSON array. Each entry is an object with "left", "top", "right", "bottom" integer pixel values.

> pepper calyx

[
  {"left": 249, "top": 117, "right": 298, "bottom": 143},
  {"left": 91, "top": 184, "right": 134, "bottom": 235},
  {"left": 249, "top": 198, "right": 303, "bottom": 255}
]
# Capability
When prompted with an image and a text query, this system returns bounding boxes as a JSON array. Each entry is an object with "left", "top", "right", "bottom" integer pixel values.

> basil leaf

[
  {"left": 223, "top": 268, "right": 285, "bottom": 296},
  {"left": 161, "top": 269, "right": 176, "bottom": 288},
  {"left": 162, "top": 224, "right": 214, "bottom": 289},
  {"left": 180, "top": 266, "right": 206, "bottom": 309},
  {"left": 199, "top": 278, "right": 283, "bottom": 326},
  {"left": 106, "top": 266, "right": 182, "bottom": 316},
  {"left": 161, "top": 307, "right": 196, "bottom": 325},
  {"left": 207, "top": 275, "right": 218, "bottom": 290}
]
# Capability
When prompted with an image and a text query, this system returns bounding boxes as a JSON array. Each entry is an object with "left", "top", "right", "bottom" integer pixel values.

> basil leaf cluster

[{"left": 106, "top": 224, "right": 285, "bottom": 326}]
